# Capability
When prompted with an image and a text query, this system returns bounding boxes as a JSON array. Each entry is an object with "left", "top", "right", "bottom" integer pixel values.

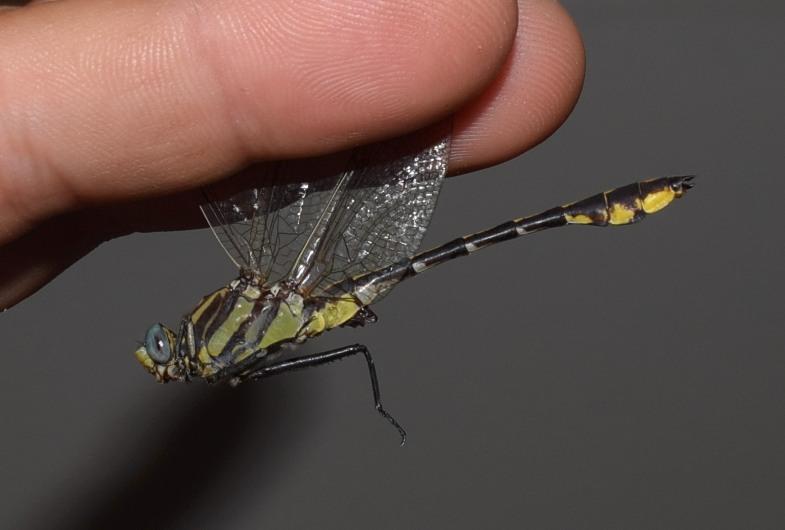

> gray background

[{"left": 1, "top": 1, "right": 783, "bottom": 529}]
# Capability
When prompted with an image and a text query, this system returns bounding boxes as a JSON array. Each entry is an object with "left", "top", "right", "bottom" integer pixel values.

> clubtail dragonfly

[{"left": 135, "top": 127, "right": 693, "bottom": 443}]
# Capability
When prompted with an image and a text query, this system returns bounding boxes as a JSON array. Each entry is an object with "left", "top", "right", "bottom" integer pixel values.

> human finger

[{"left": 0, "top": 0, "right": 518, "bottom": 244}]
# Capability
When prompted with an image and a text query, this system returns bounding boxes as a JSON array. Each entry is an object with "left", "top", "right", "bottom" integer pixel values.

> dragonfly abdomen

[
  {"left": 559, "top": 177, "right": 691, "bottom": 227},
  {"left": 351, "top": 176, "right": 693, "bottom": 297}
]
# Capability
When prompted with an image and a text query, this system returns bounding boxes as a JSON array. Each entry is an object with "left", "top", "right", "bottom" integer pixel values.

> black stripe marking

[
  {"left": 193, "top": 290, "right": 229, "bottom": 348},
  {"left": 219, "top": 297, "right": 276, "bottom": 362},
  {"left": 202, "top": 288, "right": 240, "bottom": 350},
  {"left": 605, "top": 182, "right": 646, "bottom": 224}
]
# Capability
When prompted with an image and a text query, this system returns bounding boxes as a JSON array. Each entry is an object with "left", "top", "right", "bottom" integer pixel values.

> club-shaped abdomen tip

[
  {"left": 670, "top": 175, "right": 696, "bottom": 193},
  {"left": 639, "top": 175, "right": 695, "bottom": 215}
]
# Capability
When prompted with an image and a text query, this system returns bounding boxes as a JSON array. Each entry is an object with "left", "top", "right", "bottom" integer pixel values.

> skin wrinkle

[
  {"left": 0, "top": 103, "right": 27, "bottom": 242},
  {"left": 0, "top": 16, "right": 52, "bottom": 241},
  {"left": 110, "top": 7, "right": 224, "bottom": 186},
  {"left": 184, "top": 2, "right": 259, "bottom": 171},
  {"left": 213, "top": 4, "right": 315, "bottom": 157},
  {"left": 0, "top": 87, "right": 72, "bottom": 245},
  {"left": 522, "top": 9, "right": 583, "bottom": 120}
]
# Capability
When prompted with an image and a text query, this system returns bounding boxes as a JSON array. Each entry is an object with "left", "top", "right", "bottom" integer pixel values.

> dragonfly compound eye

[{"left": 145, "top": 323, "right": 173, "bottom": 364}]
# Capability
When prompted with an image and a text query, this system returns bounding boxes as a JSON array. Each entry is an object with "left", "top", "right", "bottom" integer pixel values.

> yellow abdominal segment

[
  {"left": 609, "top": 198, "right": 643, "bottom": 225},
  {"left": 642, "top": 187, "right": 676, "bottom": 213},
  {"left": 564, "top": 213, "right": 594, "bottom": 225}
]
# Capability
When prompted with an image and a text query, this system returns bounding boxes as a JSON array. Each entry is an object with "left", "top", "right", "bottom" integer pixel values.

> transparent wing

[
  {"left": 201, "top": 125, "right": 450, "bottom": 295},
  {"left": 302, "top": 127, "right": 450, "bottom": 299},
  {"left": 200, "top": 162, "right": 349, "bottom": 284}
]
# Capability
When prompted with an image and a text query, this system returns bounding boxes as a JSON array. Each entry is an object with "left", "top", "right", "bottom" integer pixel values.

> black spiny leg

[{"left": 245, "top": 344, "right": 407, "bottom": 445}]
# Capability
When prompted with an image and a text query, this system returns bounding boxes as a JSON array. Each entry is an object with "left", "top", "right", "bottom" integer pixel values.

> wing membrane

[
  {"left": 201, "top": 125, "right": 450, "bottom": 297},
  {"left": 201, "top": 162, "right": 350, "bottom": 283},
  {"left": 304, "top": 132, "right": 449, "bottom": 299}
]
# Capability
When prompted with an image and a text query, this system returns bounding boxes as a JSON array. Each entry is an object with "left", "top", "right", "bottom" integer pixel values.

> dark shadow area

[{"left": 25, "top": 376, "right": 316, "bottom": 530}]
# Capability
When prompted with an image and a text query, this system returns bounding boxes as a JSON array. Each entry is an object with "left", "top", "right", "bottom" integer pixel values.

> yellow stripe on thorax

[
  {"left": 205, "top": 295, "right": 256, "bottom": 357},
  {"left": 259, "top": 295, "right": 306, "bottom": 349},
  {"left": 189, "top": 290, "right": 222, "bottom": 325}
]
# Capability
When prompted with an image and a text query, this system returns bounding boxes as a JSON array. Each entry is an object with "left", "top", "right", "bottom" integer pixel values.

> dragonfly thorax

[{"left": 135, "top": 275, "right": 366, "bottom": 384}]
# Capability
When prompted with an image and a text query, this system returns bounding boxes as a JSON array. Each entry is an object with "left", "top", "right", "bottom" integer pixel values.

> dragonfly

[{"left": 134, "top": 127, "right": 694, "bottom": 444}]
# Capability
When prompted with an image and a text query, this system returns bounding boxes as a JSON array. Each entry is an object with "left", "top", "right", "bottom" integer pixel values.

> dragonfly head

[{"left": 135, "top": 323, "right": 187, "bottom": 383}]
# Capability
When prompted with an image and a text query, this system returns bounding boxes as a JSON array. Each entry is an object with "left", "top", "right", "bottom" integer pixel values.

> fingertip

[{"left": 449, "top": 0, "right": 586, "bottom": 174}]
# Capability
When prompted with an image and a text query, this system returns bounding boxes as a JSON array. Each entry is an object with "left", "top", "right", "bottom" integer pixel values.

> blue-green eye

[{"left": 145, "top": 323, "right": 171, "bottom": 364}]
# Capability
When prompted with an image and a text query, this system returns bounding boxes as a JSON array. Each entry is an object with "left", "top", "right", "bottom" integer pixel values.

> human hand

[{"left": 0, "top": 0, "right": 584, "bottom": 309}]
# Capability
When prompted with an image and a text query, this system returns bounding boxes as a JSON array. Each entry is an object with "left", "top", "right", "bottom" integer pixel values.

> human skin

[{"left": 0, "top": 0, "right": 585, "bottom": 309}]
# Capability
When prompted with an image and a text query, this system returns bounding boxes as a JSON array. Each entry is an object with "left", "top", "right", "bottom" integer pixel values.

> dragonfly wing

[
  {"left": 200, "top": 188, "right": 260, "bottom": 271},
  {"left": 201, "top": 124, "right": 449, "bottom": 296},
  {"left": 201, "top": 162, "right": 350, "bottom": 283},
  {"left": 304, "top": 126, "right": 450, "bottom": 301}
]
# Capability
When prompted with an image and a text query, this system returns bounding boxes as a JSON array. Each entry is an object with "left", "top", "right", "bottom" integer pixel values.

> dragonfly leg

[{"left": 245, "top": 344, "right": 407, "bottom": 445}]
